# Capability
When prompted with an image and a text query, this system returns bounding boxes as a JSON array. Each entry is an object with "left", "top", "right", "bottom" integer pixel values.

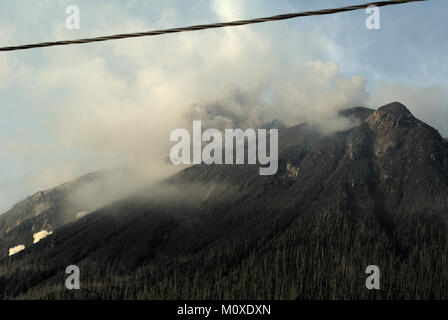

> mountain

[
  {"left": 0, "top": 168, "right": 135, "bottom": 259},
  {"left": 0, "top": 102, "right": 447, "bottom": 299}
]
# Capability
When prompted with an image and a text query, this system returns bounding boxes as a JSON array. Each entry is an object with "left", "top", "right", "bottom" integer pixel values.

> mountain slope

[
  {"left": 0, "top": 168, "right": 135, "bottom": 258},
  {"left": 0, "top": 102, "right": 447, "bottom": 299}
]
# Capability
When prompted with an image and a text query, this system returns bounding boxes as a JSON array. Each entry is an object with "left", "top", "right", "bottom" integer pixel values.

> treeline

[{"left": 1, "top": 206, "right": 446, "bottom": 300}]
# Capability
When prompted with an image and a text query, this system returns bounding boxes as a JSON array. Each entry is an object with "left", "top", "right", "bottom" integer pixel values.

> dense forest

[{"left": 1, "top": 205, "right": 446, "bottom": 299}]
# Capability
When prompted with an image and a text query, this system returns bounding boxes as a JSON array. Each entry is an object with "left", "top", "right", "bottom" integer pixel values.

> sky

[{"left": 0, "top": 0, "right": 447, "bottom": 213}]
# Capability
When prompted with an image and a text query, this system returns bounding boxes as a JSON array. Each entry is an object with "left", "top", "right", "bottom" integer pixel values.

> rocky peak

[{"left": 366, "top": 102, "right": 416, "bottom": 130}]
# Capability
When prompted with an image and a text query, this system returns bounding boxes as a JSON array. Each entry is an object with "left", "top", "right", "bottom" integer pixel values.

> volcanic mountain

[{"left": 0, "top": 102, "right": 447, "bottom": 299}]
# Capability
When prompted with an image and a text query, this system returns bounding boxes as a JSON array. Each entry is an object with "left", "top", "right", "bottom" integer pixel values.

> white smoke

[
  {"left": 75, "top": 211, "right": 89, "bottom": 219},
  {"left": 8, "top": 244, "right": 25, "bottom": 256},
  {"left": 33, "top": 230, "right": 53, "bottom": 244},
  {"left": 0, "top": 0, "right": 445, "bottom": 215}
]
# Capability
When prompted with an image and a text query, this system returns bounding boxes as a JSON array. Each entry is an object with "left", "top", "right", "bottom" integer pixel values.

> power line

[{"left": 0, "top": 0, "right": 427, "bottom": 52}]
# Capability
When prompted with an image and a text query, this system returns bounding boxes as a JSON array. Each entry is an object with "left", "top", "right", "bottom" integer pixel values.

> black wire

[{"left": 0, "top": 0, "right": 427, "bottom": 52}]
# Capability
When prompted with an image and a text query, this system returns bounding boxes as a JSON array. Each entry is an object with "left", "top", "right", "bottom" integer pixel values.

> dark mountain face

[
  {"left": 0, "top": 168, "right": 135, "bottom": 259},
  {"left": 0, "top": 102, "right": 447, "bottom": 299}
]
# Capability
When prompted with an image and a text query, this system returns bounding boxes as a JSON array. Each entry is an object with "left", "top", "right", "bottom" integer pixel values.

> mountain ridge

[
  {"left": 0, "top": 168, "right": 135, "bottom": 258},
  {"left": 1, "top": 102, "right": 447, "bottom": 299}
]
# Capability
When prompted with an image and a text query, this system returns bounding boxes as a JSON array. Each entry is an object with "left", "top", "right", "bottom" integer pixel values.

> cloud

[
  {"left": 187, "top": 84, "right": 268, "bottom": 130},
  {"left": 212, "top": 0, "right": 244, "bottom": 21},
  {"left": 187, "top": 61, "right": 369, "bottom": 133},
  {"left": 269, "top": 60, "right": 369, "bottom": 131},
  {"left": 0, "top": 3, "right": 368, "bottom": 181},
  {"left": 0, "top": 0, "right": 446, "bottom": 213}
]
